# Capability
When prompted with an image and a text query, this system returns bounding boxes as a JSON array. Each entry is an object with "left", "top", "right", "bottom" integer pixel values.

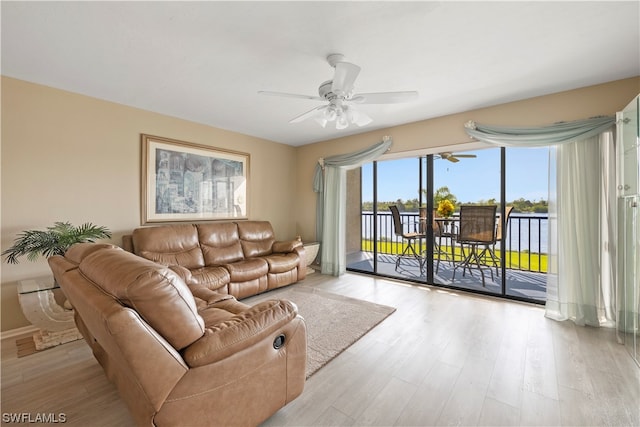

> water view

[{"left": 348, "top": 146, "right": 550, "bottom": 303}]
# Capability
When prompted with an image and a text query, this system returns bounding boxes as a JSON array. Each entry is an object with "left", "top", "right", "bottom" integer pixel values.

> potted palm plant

[{"left": 2, "top": 221, "right": 111, "bottom": 264}]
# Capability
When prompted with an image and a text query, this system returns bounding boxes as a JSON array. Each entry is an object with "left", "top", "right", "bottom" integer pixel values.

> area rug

[
  {"left": 263, "top": 286, "right": 396, "bottom": 378},
  {"left": 16, "top": 287, "right": 397, "bottom": 378}
]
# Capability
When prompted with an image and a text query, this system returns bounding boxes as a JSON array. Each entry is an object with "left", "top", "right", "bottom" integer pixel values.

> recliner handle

[{"left": 273, "top": 334, "right": 286, "bottom": 349}]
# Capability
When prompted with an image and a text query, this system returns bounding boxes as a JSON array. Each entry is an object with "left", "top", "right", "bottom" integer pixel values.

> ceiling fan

[
  {"left": 258, "top": 54, "right": 418, "bottom": 129},
  {"left": 435, "top": 152, "right": 477, "bottom": 163}
]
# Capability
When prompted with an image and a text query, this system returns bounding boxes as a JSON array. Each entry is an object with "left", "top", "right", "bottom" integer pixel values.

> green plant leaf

[{"left": 2, "top": 222, "right": 111, "bottom": 264}]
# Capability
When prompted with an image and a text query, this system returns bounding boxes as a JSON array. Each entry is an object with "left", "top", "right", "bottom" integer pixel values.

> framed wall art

[{"left": 141, "top": 134, "right": 249, "bottom": 224}]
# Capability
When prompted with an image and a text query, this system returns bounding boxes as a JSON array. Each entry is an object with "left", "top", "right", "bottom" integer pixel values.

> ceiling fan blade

[
  {"left": 351, "top": 91, "right": 418, "bottom": 104},
  {"left": 454, "top": 154, "right": 477, "bottom": 158},
  {"left": 331, "top": 61, "right": 361, "bottom": 96},
  {"left": 447, "top": 156, "right": 460, "bottom": 163},
  {"left": 289, "top": 105, "right": 327, "bottom": 124},
  {"left": 258, "top": 91, "right": 323, "bottom": 101}
]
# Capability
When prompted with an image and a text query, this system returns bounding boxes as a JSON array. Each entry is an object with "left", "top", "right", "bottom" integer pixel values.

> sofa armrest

[
  {"left": 272, "top": 239, "right": 303, "bottom": 253},
  {"left": 122, "top": 235, "right": 134, "bottom": 252},
  {"left": 189, "top": 286, "right": 235, "bottom": 306},
  {"left": 182, "top": 299, "right": 298, "bottom": 368}
]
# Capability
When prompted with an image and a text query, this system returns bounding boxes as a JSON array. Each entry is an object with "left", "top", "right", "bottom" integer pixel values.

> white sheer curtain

[
  {"left": 546, "top": 132, "right": 616, "bottom": 326},
  {"left": 465, "top": 117, "right": 617, "bottom": 327},
  {"left": 313, "top": 138, "right": 393, "bottom": 276}
]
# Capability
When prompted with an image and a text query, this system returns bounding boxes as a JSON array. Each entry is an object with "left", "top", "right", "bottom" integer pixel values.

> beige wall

[
  {"left": 2, "top": 76, "right": 638, "bottom": 332},
  {"left": 1, "top": 77, "right": 299, "bottom": 331},
  {"left": 294, "top": 77, "right": 640, "bottom": 242},
  {"left": 346, "top": 169, "right": 361, "bottom": 254}
]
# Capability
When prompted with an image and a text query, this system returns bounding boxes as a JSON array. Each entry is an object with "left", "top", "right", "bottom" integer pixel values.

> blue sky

[{"left": 362, "top": 146, "right": 549, "bottom": 204}]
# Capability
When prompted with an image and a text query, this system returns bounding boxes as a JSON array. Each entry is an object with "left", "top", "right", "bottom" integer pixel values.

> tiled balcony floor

[{"left": 347, "top": 251, "right": 547, "bottom": 303}]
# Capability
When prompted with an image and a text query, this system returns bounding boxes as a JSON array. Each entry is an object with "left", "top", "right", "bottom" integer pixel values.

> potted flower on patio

[
  {"left": 437, "top": 199, "right": 455, "bottom": 219},
  {"left": 2, "top": 221, "right": 111, "bottom": 264}
]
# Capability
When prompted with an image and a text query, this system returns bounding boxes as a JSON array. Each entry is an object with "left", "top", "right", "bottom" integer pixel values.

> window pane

[
  {"left": 433, "top": 148, "right": 501, "bottom": 295},
  {"left": 505, "top": 147, "right": 549, "bottom": 302}
]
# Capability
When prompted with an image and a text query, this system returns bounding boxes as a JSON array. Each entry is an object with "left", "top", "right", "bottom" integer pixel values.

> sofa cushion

[
  {"left": 197, "top": 297, "right": 251, "bottom": 327},
  {"left": 224, "top": 258, "right": 269, "bottom": 282},
  {"left": 182, "top": 299, "right": 299, "bottom": 367},
  {"left": 236, "top": 221, "right": 276, "bottom": 258},
  {"left": 132, "top": 224, "right": 205, "bottom": 270},
  {"left": 197, "top": 223, "right": 244, "bottom": 265},
  {"left": 189, "top": 266, "right": 231, "bottom": 291},
  {"left": 262, "top": 253, "right": 300, "bottom": 274},
  {"left": 79, "top": 247, "right": 205, "bottom": 350}
]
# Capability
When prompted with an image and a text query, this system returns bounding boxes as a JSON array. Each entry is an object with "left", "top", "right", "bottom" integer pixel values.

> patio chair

[
  {"left": 485, "top": 206, "right": 514, "bottom": 275},
  {"left": 452, "top": 205, "right": 497, "bottom": 287},
  {"left": 390, "top": 205, "right": 426, "bottom": 272},
  {"left": 426, "top": 208, "right": 456, "bottom": 273}
]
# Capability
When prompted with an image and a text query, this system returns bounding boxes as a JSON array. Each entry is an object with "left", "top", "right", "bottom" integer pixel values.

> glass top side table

[
  {"left": 17, "top": 276, "right": 59, "bottom": 294},
  {"left": 17, "top": 276, "right": 82, "bottom": 350}
]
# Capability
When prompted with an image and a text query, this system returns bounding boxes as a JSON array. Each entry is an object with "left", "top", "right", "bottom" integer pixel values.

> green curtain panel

[
  {"left": 313, "top": 138, "right": 392, "bottom": 276},
  {"left": 464, "top": 116, "right": 615, "bottom": 147}
]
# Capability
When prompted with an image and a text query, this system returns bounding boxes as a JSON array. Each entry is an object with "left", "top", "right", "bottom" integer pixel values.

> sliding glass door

[
  {"left": 348, "top": 147, "right": 548, "bottom": 304},
  {"left": 431, "top": 149, "right": 501, "bottom": 295},
  {"left": 504, "top": 147, "right": 550, "bottom": 300},
  {"left": 363, "top": 158, "right": 424, "bottom": 281}
]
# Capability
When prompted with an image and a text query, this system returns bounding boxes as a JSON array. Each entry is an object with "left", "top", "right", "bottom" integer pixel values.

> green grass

[{"left": 361, "top": 240, "right": 548, "bottom": 273}]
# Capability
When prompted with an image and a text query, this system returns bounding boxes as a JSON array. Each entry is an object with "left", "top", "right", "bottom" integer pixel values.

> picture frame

[{"left": 141, "top": 134, "right": 249, "bottom": 224}]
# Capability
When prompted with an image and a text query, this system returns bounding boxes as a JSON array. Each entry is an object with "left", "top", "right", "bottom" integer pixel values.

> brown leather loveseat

[
  {"left": 123, "top": 221, "right": 306, "bottom": 299},
  {"left": 48, "top": 243, "right": 307, "bottom": 426}
]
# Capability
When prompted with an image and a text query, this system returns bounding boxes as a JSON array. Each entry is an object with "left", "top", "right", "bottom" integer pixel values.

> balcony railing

[{"left": 360, "top": 212, "right": 548, "bottom": 273}]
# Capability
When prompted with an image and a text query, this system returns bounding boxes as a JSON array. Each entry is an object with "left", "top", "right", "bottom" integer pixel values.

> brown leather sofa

[
  {"left": 48, "top": 243, "right": 307, "bottom": 426},
  {"left": 123, "top": 221, "right": 306, "bottom": 299}
]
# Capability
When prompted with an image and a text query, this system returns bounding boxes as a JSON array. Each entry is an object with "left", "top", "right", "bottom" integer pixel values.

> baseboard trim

[{"left": 1, "top": 325, "right": 38, "bottom": 340}]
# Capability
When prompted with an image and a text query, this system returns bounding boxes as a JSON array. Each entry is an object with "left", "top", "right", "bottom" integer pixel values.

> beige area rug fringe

[{"left": 258, "top": 286, "right": 396, "bottom": 378}]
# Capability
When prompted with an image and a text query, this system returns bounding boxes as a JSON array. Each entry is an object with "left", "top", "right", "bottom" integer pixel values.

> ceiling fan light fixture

[
  {"left": 304, "top": 104, "right": 371, "bottom": 129},
  {"left": 324, "top": 105, "right": 337, "bottom": 121},
  {"left": 345, "top": 105, "right": 369, "bottom": 127},
  {"left": 314, "top": 116, "right": 328, "bottom": 128},
  {"left": 260, "top": 54, "right": 418, "bottom": 130},
  {"left": 355, "top": 112, "right": 373, "bottom": 127},
  {"left": 344, "top": 104, "right": 353, "bottom": 120},
  {"left": 335, "top": 111, "right": 349, "bottom": 130}
]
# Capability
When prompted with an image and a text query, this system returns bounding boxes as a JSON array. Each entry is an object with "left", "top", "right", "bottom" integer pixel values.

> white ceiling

[{"left": 2, "top": 1, "right": 639, "bottom": 146}]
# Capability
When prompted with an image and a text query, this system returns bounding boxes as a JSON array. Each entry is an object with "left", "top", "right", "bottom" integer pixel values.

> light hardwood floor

[{"left": 2, "top": 272, "right": 639, "bottom": 426}]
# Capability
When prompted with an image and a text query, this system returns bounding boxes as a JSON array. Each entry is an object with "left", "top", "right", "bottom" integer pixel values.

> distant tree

[
  {"left": 403, "top": 198, "right": 421, "bottom": 212},
  {"left": 434, "top": 186, "right": 458, "bottom": 208},
  {"left": 361, "top": 192, "right": 548, "bottom": 214},
  {"left": 508, "top": 197, "right": 548, "bottom": 213}
]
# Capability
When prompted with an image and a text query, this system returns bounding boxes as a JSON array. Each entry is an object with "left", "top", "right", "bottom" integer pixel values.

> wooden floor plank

[
  {"left": 353, "top": 377, "right": 417, "bottom": 426},
  {"left": 478, "top": 397, "right": 521, "bottom": 427},
  {"left": 394, "top": 360, "right": 461, "bottom": 426},
  {"left": 1, "top": 271, "right": 638, "bottom": 426}
]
